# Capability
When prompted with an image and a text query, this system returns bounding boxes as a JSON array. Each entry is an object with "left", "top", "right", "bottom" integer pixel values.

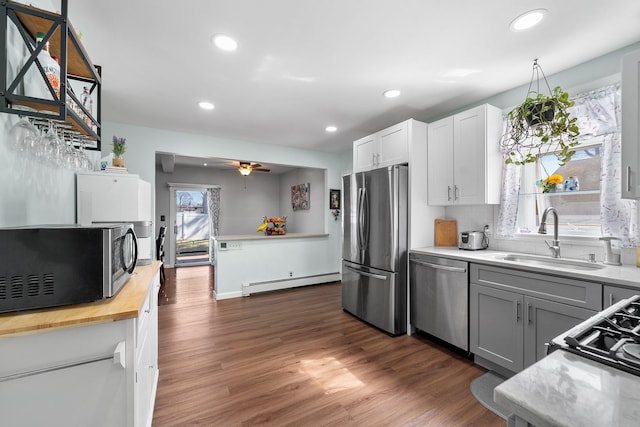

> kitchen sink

[{"left": 497, "top": 253, "right": 606, "bottom": 271}]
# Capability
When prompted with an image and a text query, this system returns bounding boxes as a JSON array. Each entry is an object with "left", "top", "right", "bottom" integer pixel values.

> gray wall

[
  {"left": 155, "top": 164, "right": 326, "bottom": 235},
  {"left": 155, "top": 164, "right": 281, "bottom": 236},
  {"left": 278, "top": 168, "right": 325, "bottom": 233}
]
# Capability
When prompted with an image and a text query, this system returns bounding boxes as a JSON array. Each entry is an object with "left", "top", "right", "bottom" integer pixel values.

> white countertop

[
  {"left": 410, "top": 247, "right": 640, "bottom": 290},
  {"left": 494, "top": 349, "right": 640, "bottom": 427},
  {"left": 214, "top": 233, "right": 329, "bottom": 241}
]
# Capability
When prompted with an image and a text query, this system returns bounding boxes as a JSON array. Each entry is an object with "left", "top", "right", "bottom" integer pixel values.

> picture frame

[
  {"left": 291, "top": 183, "right": 310, "bottom": 210},
  {"left": 329, "top": 189, "right": 341, "bottom": 210}
]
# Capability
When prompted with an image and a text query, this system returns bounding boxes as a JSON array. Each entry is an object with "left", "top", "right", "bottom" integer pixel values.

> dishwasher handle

[
  {"left": 410, "top": 260, "right": 467, "bottom": 273},
  {"left": 344, "top": 265, "right": 387, "bottom": 280}
]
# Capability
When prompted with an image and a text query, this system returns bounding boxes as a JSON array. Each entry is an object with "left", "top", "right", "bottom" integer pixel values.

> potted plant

[
  {"left": 501, "top": 61, "right": 581, "bottom": 166},
  {"left": 112, "top": 136, "right": 126, "bottom": 167}
]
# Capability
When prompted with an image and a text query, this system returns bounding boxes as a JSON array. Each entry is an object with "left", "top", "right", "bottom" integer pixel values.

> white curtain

[
  {"left": 496, "top": 117, "right": 522, "bottom": 237},
  {"left": 207, "top": 187, "right": 221, "bottom": 263},
  {"left": 496, "top": 83, "right": 639, "bottom": 246}
]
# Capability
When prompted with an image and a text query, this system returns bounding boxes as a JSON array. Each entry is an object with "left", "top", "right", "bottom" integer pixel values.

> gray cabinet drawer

[{"left": 470, "top": 263, "right": 602, "bottom": 311}]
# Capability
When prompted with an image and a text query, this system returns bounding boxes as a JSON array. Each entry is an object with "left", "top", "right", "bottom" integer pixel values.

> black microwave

[{"left": 0, "top": 224, "right": 138, "bottom": 314}]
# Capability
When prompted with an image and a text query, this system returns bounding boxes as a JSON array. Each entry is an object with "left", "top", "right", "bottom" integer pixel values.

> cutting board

[{"left": 434, "top": 219, "right": 458, "bottom": 247}]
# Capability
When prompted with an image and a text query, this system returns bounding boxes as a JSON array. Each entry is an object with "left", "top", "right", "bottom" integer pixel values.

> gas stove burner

[{"left": 622, "top": 343, "right": 640, "bottom": 361}]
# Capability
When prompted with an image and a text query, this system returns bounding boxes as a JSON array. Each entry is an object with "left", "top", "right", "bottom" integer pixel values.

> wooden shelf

[
  {"left": 12, "top": 2, "right": 100, "bottom": 82},
  {"left": 2, "top": 0, "right": 101, "bottom": 149},
  {"left": 519, "top": 189, "right": 600, "bottom": 196}
]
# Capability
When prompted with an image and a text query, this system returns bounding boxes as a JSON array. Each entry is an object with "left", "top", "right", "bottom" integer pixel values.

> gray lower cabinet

[
  {"left": 470, "top": 263, "right": 601, "bottom": 374},
  {"left": 603, "top": 284, "right": 639, "bottom": 308},
  {"left": 470, "top": 284, "right": 524, "bottom": 372}
]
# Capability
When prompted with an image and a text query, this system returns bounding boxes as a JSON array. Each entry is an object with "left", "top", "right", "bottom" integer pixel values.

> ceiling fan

[{"left": 235, "top": 161, "right": 271, "bottom": 176}]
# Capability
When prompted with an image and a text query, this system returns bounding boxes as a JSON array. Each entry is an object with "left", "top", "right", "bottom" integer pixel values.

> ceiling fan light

[{"left": 238, "top": 165, "right": 252, "bottom": 176}]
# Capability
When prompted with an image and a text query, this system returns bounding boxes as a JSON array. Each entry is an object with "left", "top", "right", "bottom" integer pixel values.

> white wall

[{"left": 278, "top": 168, "right": 325, "bottom": 233}]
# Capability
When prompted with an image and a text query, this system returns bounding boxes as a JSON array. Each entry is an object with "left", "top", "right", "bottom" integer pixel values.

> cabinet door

[
  {"left": 470, "top": 283, "right": 524, "bottom": 372},
  {"left": 523, "top": 296, "right": 595, "bottom": 368},
  {"left": 622, "top": 49, "right": 640, "bottom": 199},
  {"left": 377, "top": 121, "right": 409, "bottom": 168},
  {"left": 453, "top": 105, "right": 487, "bottom": 205},
  {"left": 604, "top": 285, "right": 639, "bottom": 308},
  {"left": 427, "top": 116, "right": 454, "bottom": 205},
  {"left": 353, "top": 134, "right": 377, "bottom": 172},
  {"left": 0, "top": 358, "right": 127, "bottom": 426}
]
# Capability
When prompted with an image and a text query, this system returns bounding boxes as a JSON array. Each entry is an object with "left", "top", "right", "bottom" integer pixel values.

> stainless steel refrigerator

[{"left": 342, "top": 165, "right": 408, "bottom": 335}]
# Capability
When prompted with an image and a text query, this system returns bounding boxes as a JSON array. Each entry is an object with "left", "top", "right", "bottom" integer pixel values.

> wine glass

[
  {"left": 8, "top": 107, "right": 39, "bottom": 153},
  {"left": 39, "top": 120, "right": 62, "bottom": 162}
]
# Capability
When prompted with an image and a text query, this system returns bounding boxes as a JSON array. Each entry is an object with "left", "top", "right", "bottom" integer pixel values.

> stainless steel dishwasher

[{"left": 409, "top": 252, "right": 469, "bottom": 351}]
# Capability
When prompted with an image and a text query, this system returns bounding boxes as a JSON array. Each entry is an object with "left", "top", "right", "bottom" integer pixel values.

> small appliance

[
  {"left": 0, "top": 223, "right": 137, "bottom": 313},
  {"left": 458, "top": 230, "right": 488, "bottom": 250}
]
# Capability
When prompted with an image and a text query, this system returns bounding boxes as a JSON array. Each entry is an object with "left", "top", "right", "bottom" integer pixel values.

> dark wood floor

[{"left": 153, "top": 266, "right": 502, "bottom": 426}]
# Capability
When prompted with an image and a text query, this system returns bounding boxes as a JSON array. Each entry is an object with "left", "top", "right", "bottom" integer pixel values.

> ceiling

[{"left": 68, "top": 1, "right": 640, "bottom": 156}]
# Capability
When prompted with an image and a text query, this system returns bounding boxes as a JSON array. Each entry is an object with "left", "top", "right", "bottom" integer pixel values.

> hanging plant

[{"left": 501, "top": 60, "right": 581, "bottom": 166}]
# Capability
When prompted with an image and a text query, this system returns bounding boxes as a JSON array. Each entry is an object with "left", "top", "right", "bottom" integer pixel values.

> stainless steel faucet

[{"left": 538, "top": 207, "right": 560, "bottom": 258}]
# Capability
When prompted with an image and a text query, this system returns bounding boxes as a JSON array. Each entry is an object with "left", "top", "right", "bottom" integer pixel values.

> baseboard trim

[
  {"left": 242, "top": 272, "right": 341, "bottom": 296},
  {"left": 213, "top": 290, "right": 243, "bottom": 300}
]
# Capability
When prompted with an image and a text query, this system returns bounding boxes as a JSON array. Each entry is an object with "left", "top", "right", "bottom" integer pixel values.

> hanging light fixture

[{"left": 238, "top": 164, "right": 252, "bottom": 176}]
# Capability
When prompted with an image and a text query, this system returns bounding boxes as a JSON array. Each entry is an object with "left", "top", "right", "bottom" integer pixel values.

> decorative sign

[{"left": 291, "top": 183, "right": 310, "bottom": 210}]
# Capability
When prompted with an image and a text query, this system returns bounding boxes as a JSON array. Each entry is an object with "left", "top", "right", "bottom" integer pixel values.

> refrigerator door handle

[
  {"left": 361, "top": 187, "right": 370, "bottom": 250},
  {"left": 344, "top": 265, "right": 387, "bottom": 281},
  {"left": 357, "top": 187, "right": 364, "bottom": 249}
]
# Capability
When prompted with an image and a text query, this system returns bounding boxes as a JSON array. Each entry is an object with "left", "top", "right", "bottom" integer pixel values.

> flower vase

[{"left": 112, "top": 157, "right": 125, "bottom": 168}]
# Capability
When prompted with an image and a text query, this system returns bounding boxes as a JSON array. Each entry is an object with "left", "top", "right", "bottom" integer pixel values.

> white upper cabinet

[
  {"left": 427, "top": 104, "right": 503, "bottom": 206},
  {"left": 353, "top": 121, "right": 412, "bottom": 172},
  {"left": 622, "top": 49, "right": 640, "bottom": 199}
]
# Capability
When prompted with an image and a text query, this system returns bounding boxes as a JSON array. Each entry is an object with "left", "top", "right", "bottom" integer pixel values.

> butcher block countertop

[{"left": 0, "top": 261, "right": 162, "bottom": 337}]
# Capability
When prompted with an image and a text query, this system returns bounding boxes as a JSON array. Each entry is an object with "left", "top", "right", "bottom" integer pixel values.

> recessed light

[
  {"left": 203, "top": 163, "right": 208, "bottom": 166},
  {"left": 326, "top": 125, "right": 337, "bottom": 133},
  {"left": 198, "top": 101, "right": 215, "bottom": 110},
  {"left": 510, "top": 9, "right": 547, "bottom": 32},
  {"left": 212, "top": 34, "right": 238, "bottom": 52},
  {"left": 383, "top": 89, "right": 401, "bottom": 98}
]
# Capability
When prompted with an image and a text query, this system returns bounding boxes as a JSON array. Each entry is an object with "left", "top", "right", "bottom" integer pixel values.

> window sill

[{"left": 505, "top": 232, "right": 603, "bottom": 247}]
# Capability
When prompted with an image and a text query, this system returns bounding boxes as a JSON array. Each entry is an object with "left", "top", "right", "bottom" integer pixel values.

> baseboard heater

[{"left": 242, "top": 272, "right": 341, "bottom": 296}]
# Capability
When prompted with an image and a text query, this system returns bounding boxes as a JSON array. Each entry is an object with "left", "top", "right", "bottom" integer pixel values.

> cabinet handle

[
  {"left": 454, "top": 185, "right": 459, "bottom": 201},
  {"left": 527, "top": 303, "right": 532, "bottom": 324},
  {"left": 447, "top": 186, "right": 452, "bottom": 201},
  {"left": 372, "top": 153, "right": 376, "bottom": 166},
  {"left": 515, "top": 300, "right": 521, "bottom": 322},
  {"left": 113, "top": 341, "right": 126, "bottom": 369},
  {"left": 627, "top": 166, "right": 632, "bottom": 193},
  {"left": 610, "top": 293, "right": 615, "bottom": 307}
]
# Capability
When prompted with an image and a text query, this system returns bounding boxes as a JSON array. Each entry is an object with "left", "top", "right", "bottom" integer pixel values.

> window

[{"left": 516, "top": 143, "right": 602, "bottom": 237}]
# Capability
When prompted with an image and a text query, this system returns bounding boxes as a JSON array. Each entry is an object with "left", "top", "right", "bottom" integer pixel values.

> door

[
  {"left": 377, "top": 121, "right": 408, "bottom": 168},
  {"left": 454, "top": 105, "right": 486, "bottom": 205},
  {"left": 410, "top": 255, "right": 469, "bottom": 350},
  {"left": 622, "top": 49, "right": 640, "bottom": 199},
  {"left": 169, "top": 187, "right": 211, "bottom": 267},
  {"left": 604, "top": 285, "right": 639, "bottom": 308},
  {"left": 342, "top": 173, "right": 363, "bottom": 264},
  {"left": 470, "top": 283, "right": 524, "bottom": 372},
  {"left": 342, "top": 260, "right": 404, "bottom": 335},
  {"left": 523, "top": 296, "right": 595, "bottom": 368},
  {"left": 353, "top": 134, "right": 377, "bottom": 172},
  {"left": 363, "top": 166, "right": 406, "bottom": 272},
  {"left": 427, "top": 116, "right": 454, "bottom": 205}
]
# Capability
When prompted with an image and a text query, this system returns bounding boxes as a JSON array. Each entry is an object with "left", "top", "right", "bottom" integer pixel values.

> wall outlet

[{"left": 289, "top": 271, "right": 293, "bottom": 277}]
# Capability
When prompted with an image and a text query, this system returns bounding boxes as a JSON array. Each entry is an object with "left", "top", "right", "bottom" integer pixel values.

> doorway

[{"left": 169, "top": 187, "right": 210, "bottom": 266}]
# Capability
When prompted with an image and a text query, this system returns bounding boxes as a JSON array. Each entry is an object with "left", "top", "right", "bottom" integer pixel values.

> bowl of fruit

[{"left": 257, "top": 216, "right": 286, "bottom": 235}]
